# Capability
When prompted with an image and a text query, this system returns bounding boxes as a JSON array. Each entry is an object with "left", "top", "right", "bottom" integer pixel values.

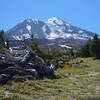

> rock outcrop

[{"left": 0, "top": 50, "right": 55, "bottom": 84}]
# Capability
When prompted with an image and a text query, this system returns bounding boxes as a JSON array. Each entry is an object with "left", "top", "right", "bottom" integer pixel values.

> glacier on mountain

[{"left": 6, "top": 17, "right": 95, "bottom": 41}]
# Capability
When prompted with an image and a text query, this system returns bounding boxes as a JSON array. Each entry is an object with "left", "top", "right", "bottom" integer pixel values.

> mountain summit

[{"left": 6, "top": 17, "right": 95, "bottom": 41}]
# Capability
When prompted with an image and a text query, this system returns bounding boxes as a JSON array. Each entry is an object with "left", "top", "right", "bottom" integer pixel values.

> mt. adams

[{"left": 6, "top": 17, "right": 95, "bottom": 41}]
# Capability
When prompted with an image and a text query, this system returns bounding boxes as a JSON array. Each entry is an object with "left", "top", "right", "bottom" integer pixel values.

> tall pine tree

[
  {"left": 89, "top": 34, "right": 100, "bottom": 59},
  {"left": 0, "top": 30, "right": 5, "bottom": 48}
]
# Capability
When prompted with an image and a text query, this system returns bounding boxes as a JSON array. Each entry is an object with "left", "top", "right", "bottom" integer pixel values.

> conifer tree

[
  {"left": 70, "top": 48, "right": 74, "bottom": 58},
  {"left": 6, "top": 39, "right": 10, "bottom": 49},
  {"left": 80, "top": 34, "right": 100, "bottom": 59},
  {"left": 0, "top": 30, "right": 5, "bottom": 48},
  {"left": 89, "top": 34, "right": 100, "bottom": 59},
  {"left": 31, "top": 33, "right": 34, "bottom": 44}
]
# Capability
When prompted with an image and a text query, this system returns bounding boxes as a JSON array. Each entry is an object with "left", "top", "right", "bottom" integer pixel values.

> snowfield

[{"left": 6, "top": 17, "right": 95, "bottom": 41}]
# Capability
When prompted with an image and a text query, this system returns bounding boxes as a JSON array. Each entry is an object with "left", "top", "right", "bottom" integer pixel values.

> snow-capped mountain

[{"left": 6, "top": 17, "right": 95, "bottom": 41}]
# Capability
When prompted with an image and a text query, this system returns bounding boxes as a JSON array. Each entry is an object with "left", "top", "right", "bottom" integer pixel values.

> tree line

[
  {"left": 0, "top": 30, "right": 9, "bottom": 49},
  {"left": 80, "top": 34, "right": 100, "bottom": 59}
]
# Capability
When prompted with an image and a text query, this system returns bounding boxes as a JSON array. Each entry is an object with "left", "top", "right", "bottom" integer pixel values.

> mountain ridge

[{"left": 6, "top": 17, "right": 95, "bottom": 41}]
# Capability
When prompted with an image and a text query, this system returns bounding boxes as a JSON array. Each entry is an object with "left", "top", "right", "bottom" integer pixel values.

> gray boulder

[
  {"left": 0, "top": 74, "right": 11, "bottom": 84},
  {"left": 44, "top": 64, "right": 55, "bottom": 76},
  {"left": 0, "top": 66, "right": 16, "bottom": 74},
  {"left": 25, "top": 69, "right": 38, "bottom": 78},
  {"left": 80, "top": 60, "right": 83, "bottom": 63}
]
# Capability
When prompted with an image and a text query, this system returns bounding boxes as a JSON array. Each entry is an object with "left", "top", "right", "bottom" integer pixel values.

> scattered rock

[
  {"left": 0, "top": 50, "right": 55, "bottom": 84},
  {"left": 0, "top": 66, "right": 16, "bottom": 74},
  {"left": 57, "top": 89, "right": 62, "bottom": 92},
  {"left": 80, "top": 60, "right": 83, "bottom": 63},
  {"left": 68, "top": 72, "right": 71, "bottom": 76},
  {"left": 0, "top": 74, "right": 11, "bottom": 84},
  {"left": 75, "top": 62, "right": 80, "bottom": 64},
  {"left": 25, "top": 69, "right": 38, "bottom": 78}
]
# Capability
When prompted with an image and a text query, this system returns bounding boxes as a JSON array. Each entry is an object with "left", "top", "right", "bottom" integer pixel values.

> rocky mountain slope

[{"left": 6, "top": 17, "right": 95, "bottom": 41}]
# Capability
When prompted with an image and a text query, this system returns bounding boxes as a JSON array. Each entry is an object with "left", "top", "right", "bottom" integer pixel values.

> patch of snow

[
  {"left": 23, "top": 34, "right": 31, "bottom": 39},
  {"left": 44, "top": 18, "right": 67, "bottom": 37},
  {"left": 42, "top": 25, "right": 48, "bottom": 37},
  {"left": 58, "top": 29, "right": 62, "bottom": 32},
  {"left": 12, "top": 36, "right": 22, "bottom": 40},
  {"left": 26, "top": 25, "right": 31, "bottom": 32},
  {"left": 51, "top": 17, "right": 63, "bottom": 25},
  {"left": 9, "top": 47, "right": 13, "bottom": 52},
  {"left": 78, "top": 30, "right": 84, "bottom": 33},
  {"left": 46, "top": 17, "right": 64, "bottom": 25},
  {"left": 32, "top": 19, "right": 38, "bottom": 24},
  {"left": 34, "top": 34, "right": 38, "bottom": 38},
  {"left": 27, "top": 19, "right": 31, "bottom": 23},
  {"left": 65, "top": 34, "right": 72, "bottom": 38},
  {"left": 59, "top": 34, "right": 69, "bottom": 39},
  {"left": 47, "top": 33, "right": 60, "bottom": 39},
  {"left": 42, "top": 25, "right": 46, "bottom": 33},
  {"left": 68, "top": 29, "right": 73, "bottom": 32},
  {"left": 46, "top": 32, "right": 90, "bottom": 40},
  {"left": 66, "top": 24, "right": 70, "bottom": 27},
  {"left": 59, "top": 45, "right": 72, "bottom": 49},
  {"left": 5, "top": 42, "right": 7, "bottom": 46},
  {"left": 81, "top": 34, "right": 88, "bottom": 37},
  {"left": 50, "top": 64, "right": 55, "bottom": 69},
  {"left": 47, "top": 33, "right": 73, "bottom": 40},
  {"left": 72, "top": 34, "right": 88, "bottom": 40},
  {"left": 75, "top": 37, "right": 87, "bottom": 40}
]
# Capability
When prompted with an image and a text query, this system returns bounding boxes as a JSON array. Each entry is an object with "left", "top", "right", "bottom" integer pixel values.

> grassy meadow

[{"left": 0, "top": 58, "right": 100, "bottom": 100}]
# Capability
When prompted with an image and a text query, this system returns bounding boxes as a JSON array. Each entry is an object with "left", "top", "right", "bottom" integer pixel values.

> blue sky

[{"left": 0, "top": 0, "right": 100, "bottom": 34}]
